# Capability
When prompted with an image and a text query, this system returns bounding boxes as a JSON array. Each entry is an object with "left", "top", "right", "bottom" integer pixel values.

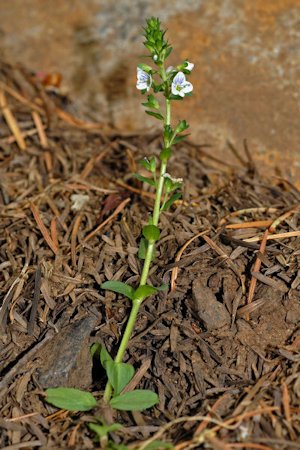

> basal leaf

[
  {"left": 101, "top": 281, "right": 134, "bottom": 300},
  {"left": 45, "top": 387, "right": 97, "bottom": 411},
  {"left": 109, "top": 389, "right": 158, "bottom": 411},
  {"left": 88, "top": 422, "right": 122, "bottom": 440},
  {"left": 100, "top": 345, "right": 113, "bottom": 370},
  {"left": 90, "top": 342, "right": 101, "bottom": 358},
  {"left": 106, "top": 362, "right": 135, "bottom": 395}
]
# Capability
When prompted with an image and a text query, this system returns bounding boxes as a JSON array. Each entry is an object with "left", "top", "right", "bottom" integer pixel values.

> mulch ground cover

[{"left": 0, "top": 61, "right": 299, "bottom": 450}]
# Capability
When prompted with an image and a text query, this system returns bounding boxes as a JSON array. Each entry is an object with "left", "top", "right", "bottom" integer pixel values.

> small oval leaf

[
  {"left": 109, "top": 389, "right": 158, "bottom": 411},
  {"left": 100, "top": 345, "right": 113, "bottom": 370},
  {"left": 106, "top": 361, "right": 135, "bottom": 395},
  {"left": 101, "top": 281, "right": 134, "bottom": 300},
  {"left": 143, "top": 225, "right": 160, "bottom": 242},
  {"left": 45, "top": 387, "right": 97, "bottom": 411},
  {"left": 133, "top": 285, "right": 157, "bottom": 301}
]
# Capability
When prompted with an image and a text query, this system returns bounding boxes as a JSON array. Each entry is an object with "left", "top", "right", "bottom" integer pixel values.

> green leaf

[
  {"left": 153, "top": 83, "right": 164, "bottom": 93},
  {"left": 175, "top": 120, "right": 189, "bottom": 134},
  {"left": 90, "top": 342, "right": 101, "bottom": 358},
  {"left": 172, "top": 133, "right": 190, "bottom": 145},
  {"left": 133, "top": 285, "right": 157, "bottom": 301},
  {"left": 159, "top": 147, "right": 172, "bottom": 163},
  {"left": 106, "top": 362, "right": 135, "bottom": 396},
  {"left": 145, "top": 110, "right": 164, "bottom": 121},
  {"left": 139, "top": 157, "right": 156, "bottom": 173},
  {"left": 149, "top": 156, "right": 156, "bottom": 173},
  {"left": 163, "top": 125, "right": 173, "bottom": 147},
  {"left": 133, "top": 174, "right": 155, "bottom": 186},
  {"left": 142, "top": 94, "right": 160, "bottom": 109},
  {"left": 100, "top": 345, "right": 113, "bottom": 370},
  {"left": 45, "top": 388, "right": 97, "bottom": 411},
  {"left": 161, "top": 192, "right": 182, "bottom": 211},
  {"left": 138, "top": 237, "right": 147, "bottom": 259},
  {"left": 138, "top": 63, "right": 153, "bottom": 73},
  {"left": 163, "top": 177, "right": 182, "bottom": 194},
  {"left": 88, "top": 422, "right": 122, "bottom": 440},
  {"left": 138, "top": 238, "right": 156, "bottom": 261},
  {"left": 142, "top": 225, "right": 160, "bottom": 242},
  {"left": 156, "top": 283, "right": 168, "bottom": 291},
  {"left": 109, "top": 390, "right": 158, "bottom": 411},
  {"left": 101, "top": 281, "right": 134, "bottom": 300},
  {"left": 164, "top": 46, "right": 173, "bottom": 59},
  {"left": 143, "top": 441, "right": 174, "bottom": 450}
]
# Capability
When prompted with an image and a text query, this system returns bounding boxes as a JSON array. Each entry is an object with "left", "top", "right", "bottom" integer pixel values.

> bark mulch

[{"left": 0, "top": 61, "right": 300, "bottom": 450}]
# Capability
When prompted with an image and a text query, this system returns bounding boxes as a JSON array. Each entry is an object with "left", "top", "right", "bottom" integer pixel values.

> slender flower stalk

[{"left": 102, "top": 17, "right": 193, "bottom": 404}]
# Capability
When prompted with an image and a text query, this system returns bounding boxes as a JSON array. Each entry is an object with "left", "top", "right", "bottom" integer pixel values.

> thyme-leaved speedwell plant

[
  {"left": 44, "top": 16, "right": 193, "bottom": 438},
  {"left": 101, "top": 16, "right": 194, "bottom": 405}
]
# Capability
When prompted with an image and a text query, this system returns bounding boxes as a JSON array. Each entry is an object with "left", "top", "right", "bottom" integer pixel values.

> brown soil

[{"left": 0, "top": 62, "right": 299, "bottom": 449}]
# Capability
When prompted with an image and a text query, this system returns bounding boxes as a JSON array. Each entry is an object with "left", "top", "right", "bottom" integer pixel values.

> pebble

[
  {"left": 36, "top": 315, "right": 97, "bottom": 389},
  {"left": 192, "top": 279, "right": 231, "bottom": 330}
]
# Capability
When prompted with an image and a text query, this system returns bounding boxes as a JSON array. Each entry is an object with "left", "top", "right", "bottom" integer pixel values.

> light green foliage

[
  {"left": 145, "top": 110, "right": 164, "bottom": 120},
  {"left": 140, "top": 156, "right": 157, "bottom": 173},
  {"left": 88, "top": 421, "right": 122, "bottom": 441},
  {"left": 142, "top": 94, "right": 160, "bottom": 109},
  {"left": 134, "top": 174, "right": 156, "bottom": 186},
  {"left": 110, "top": 390, "right": 159, "bottom": 411},
  {"left": 142, "top": 224, "right": 161, "bottom": 241},
  {"left": 106, "top": 361, "right": 135, "bottom": 396},
  {"left": 133, "top": 284, "right": 158, "bottom": 301},
  {"left": 45, "top": 387, "right": 97, "bottom": 411},
  {"left": 98, "top": 346, "right": 159, "bottom": 411},
  {"left": 101, "top": 280, "right": 135, "bottom": 300}
]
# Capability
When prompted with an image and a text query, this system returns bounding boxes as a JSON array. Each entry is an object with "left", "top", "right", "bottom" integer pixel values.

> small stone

[
  {"left": 36, "top": 315, "right": 97, "bottom": 389},
  {"left": 192, "top": 279, "right": 231, "bottom": 330}
]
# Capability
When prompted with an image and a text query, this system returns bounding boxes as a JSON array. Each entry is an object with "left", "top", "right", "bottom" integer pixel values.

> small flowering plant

[
  {"left": 44, "top": 17, "right": 194, "bottom": 430},
  {"left": 100, "top": 17, "right": 194, "bottom": 404}
]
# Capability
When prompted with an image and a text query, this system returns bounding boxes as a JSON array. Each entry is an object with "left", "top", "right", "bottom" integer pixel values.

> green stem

[
  {"left": 103, "top": 68, "right": 172, "bottom": 404},
  {"left": 103, "top": 299, "right": 141, "bottom": 403}
]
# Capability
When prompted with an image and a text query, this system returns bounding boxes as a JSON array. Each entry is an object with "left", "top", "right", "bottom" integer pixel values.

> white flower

[
  {"left": 185, "top": 61, "right": 194, "bottom": 71},
  {"left": 171, "top": 71, "right": 193, "bottom": 97},
  {"left": 153, "top": 54, "right": 158, "bottom": 62},
  {"left": 136, "top": 68, "right": 152, "bottom": 91}
]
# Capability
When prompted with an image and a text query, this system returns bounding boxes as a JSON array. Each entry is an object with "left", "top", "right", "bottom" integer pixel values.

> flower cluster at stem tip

[{"left": 136, "top": 17, "right": 194, "bottom": 99}]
